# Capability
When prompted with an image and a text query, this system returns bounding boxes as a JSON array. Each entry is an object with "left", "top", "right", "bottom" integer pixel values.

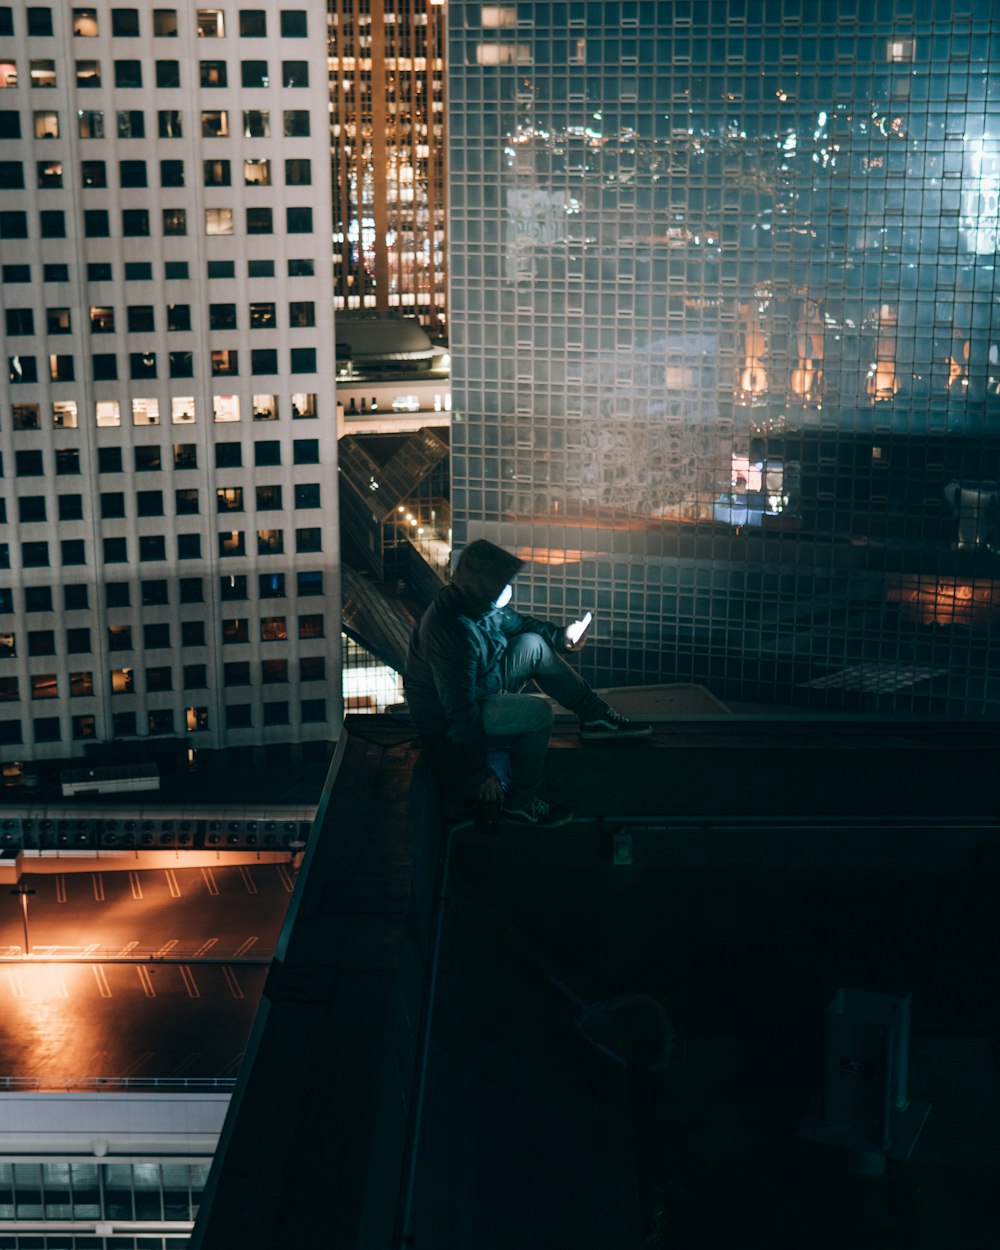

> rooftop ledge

[{"left": 192, "top": 693, "right": 1000, "bottom": 1250}]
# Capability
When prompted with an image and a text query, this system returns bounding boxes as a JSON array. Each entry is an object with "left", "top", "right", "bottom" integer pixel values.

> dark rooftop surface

[{"left": 193, "top": 702, "right": 1000, "bottom": 1250}]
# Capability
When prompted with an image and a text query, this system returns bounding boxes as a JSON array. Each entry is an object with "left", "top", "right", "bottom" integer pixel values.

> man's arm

[{"left": 424, "top": 619, "right": 494, "bottom": 780}]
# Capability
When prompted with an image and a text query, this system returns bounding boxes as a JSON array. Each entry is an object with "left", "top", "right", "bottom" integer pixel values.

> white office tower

[{"left": 0, "top": 1, "right": 341, "bottom": 772}]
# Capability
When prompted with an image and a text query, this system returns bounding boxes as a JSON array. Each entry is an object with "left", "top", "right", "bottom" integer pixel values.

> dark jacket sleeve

[
  {"left": 497, "top": 606, "right": 563, "bottom": 651},
  {"left": 422, "top": 614, "right": 493, "bottom": 777}
]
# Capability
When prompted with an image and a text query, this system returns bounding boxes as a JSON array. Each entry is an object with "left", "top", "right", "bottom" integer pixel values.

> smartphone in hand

[{"left": 565, "top": 610, "right": 593, "bottom": 647}]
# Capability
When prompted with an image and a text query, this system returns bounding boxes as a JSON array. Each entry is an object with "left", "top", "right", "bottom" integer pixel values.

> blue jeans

[{"left": 480, "top": 632, "right": 602, "bottom": 808}]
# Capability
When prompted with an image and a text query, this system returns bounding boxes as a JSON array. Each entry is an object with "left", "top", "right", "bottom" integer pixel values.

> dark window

[
  {"left": 58, "top": 493, "right": 84, "bottom": 520},
  {"left": 49, "top": 354, "right": 74, "bottom": 381},
  {"left": 167, "top": 305, "right": 191, "bottom": 332},
  {"left": 0, "top": 211, "right": 28, "bottom": 239},
  {"left": 240, "top": 9, "right": 267, "bottom": 36},
  {"left": 33, "top": 716, "right": 61, "bottom": 743},
  {"left": 220, "top": 574, "right": 248, "bottom": 600},
  {"left": 22, "top": 541, "right": 50, "bottom": 568},
  {"left": 139, "top": 535, "right": 166, "bottom": 561},
  {"left": 246, "top": 207, "right": 273, "bottom": 234},
  {"left": 286, "top": 206, "right": 312, "bottom": 234},
  {"left": 87, "top": 261, "right": 112, "bottom": 280},
  {"left": 98, "top": 447, "right": 123, "bottom": 473},
  {"left": 290, "top": 347, "right": 316, "bottom": 373},
  {"left": 113, "top": 711, "right": 136, "bottom": 736},
  {"left": 241, "top": 60, "right": 268, "bottom": 88},
  {"left": 27, "top": 9, "right": 54, "bottom": 36},
  {"left": 25, "top": 586, "right": 53, "bottom": 612},
  {"left": 283, "top": 110, "right": 309, "bottom": 137},
  {"left": 61, "top": 539, "right": 85, "bottom": 565},
  {"left": 114, "top": 60, "right": 142, "bottom": 88},
  {"left": 293, "top": 439, "right": 319, "bottom": 465},
  {"left": 255, "top": 440, "right": 280, "bottom": 466},
  {"left": 15, "top": 450, "right": 44, "bottom": 476},
  {"left": 81, "top": 160, "right": 106, "bottom": 187},
  {"left": 177, "top": 532, "right": 201, "bottom": 559},
  {"left": 173, "top": 443, "right": 197, "bottom": 469},
  {"left": 257, "top": 484, "right": 282, "bottom": 510},
  {"left": 136, "top": 490, "right": 163, "bottom": 517},
  {"left": 181, "top": 620, "right": 205, "bottom": 647},
  {"left": 160, "top": 159, "right": 184, "bottom": 187},
  {"left": 169, "top": 351, "right": 193, "bottom": 377},
  {"left": 119, "top": 159, "right": 147, "bottom": 187},
  {"left": 9, "top": 356, "right": 38, "bottom": 384},
  {"left": 129, "top": 351, "right": 157, "bottom": 379},
  {"left": 112, "top": 8, "right": 140, "bottom": 35},
  {"left": 18, "top": 496, "right": 46, "bottom": 524},
  {"left": 301, "top": 699, "right": 326, "bottom": 724},
  {"left": 0, "top": 162, "right": 24, "bottom": 189},
  {"left": 282, "top": 61, "right": 308, "bottom": 87},
  {"left": 103, "top": 537, "right": 128, "bottom": 563},
  {"left": 43, "top": 262, "right": 69, "bottom": 282},
  {"left": 207, "top": 260, "right": 235, "bottom": 279},
  {"left": 175, "top": 488, "right": 199, "bottom": 514},
  {"left": 200, "top": 60, "right": 227, "bottom": 87},
  {"left": 298, "top": 614, "right": 324, "bottom": 640},
  {"left": 92, "top": 353, "right": 117, "bottom": 380},
  {"left": 248, "top": 259, "right": 275, "bottom": 278},
  {"left": 289, "top": 301, "right": 315, "bottom": 328},
  {"left": 40, "top": 210, "right": 65, "bottom": 237},
  {"left": 165, "top": 264, "right": 188, "bottom": 282},
  {"left": 155, "top": 60, "right": 179, "bottom": 88},
  {"left": 163, "top": 207, "right": 186, "bottom": 235},
  {"left": 263, "top": 701, "right": 289, "bottom": 726},
  {"left": 77, "top": 109, "right": 104, "bottom": 139},
  {"left": 148, "top": 709, "right": 174, "bottom": 736},
  {"left": 224, "top": 661, "right": 251, "bottom": 686},
  {"left": 280, "top": 11, "right": 308, "bottom": 37},
  {"left": 64, "top": 584, "right": 89, "bottom": 610},
  {"left": 141, "top": 579, "right": 168, "bottom": 606},
  {"left": 184, "top": 664, "right": 207, "bottom": 690},
  {"left": 127, "top": 305, "right": 155, "bottom": 332},
  {"left": 226, "top": 704, "right": 252, "bottom": 728},
  {"left": 84, "top": 209, "right": 110, "bottom": 237},
  {"left": 295, "top": 527, "right": 322, "bottom": 553},
  {"left": 215, "top": 443, "right": 242, "bottom": 469},
  {"left": 6, "top": 309, "right": 34, "bottom": 336},
  {"left": 262, "top": 658, "right": 288, "bottom": 683},
  {"left": 27, "top": 629, "right": 56, "bottom": 655},
  {"left": 251, "top": 349, "right": 278, "bottom": 374},
  {"left": 122, "top": 208, "right": 150, "bottom": 236},
  {"left": 295, "top": 483, "right": 321, "bottom": 508},
  {"left": 106, "top": 582, "right": 129, "bottom": 607},
  {"left": 210, "top": 303, "right": 237, "bottom": 330},
  {"left": 297, "top": 570, "right": 323, "bottom": 597},
  {"left": 259, "top": 573, "right": 285, "bottom": 599},
  {"left": 144, "top": 622, "right": 170, "bottom": 648},
  {"left": 135, "top": 446, "right": 162, "bottom": 472},
  {"left": 158, "top": 109, "right": 182, "bottom": 138},
  {"left": 0, "top": 112, "right": 21, "bottom": 139},
  {"left": 288, "top": 258, "right": 313, "bottom": 277},
  {"left": 179, "top": 577, "right": 203, "bottom": 603},
  {"left": 146, "top": 666, "right": 172, "bottom": 692}
]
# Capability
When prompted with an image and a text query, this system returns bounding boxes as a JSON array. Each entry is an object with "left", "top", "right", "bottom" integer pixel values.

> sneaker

[
  {"left": 502, "top": 797, "right": 575, "bottom": 828},
  {"left": 580, "top": 709, "right": 653, "bottom": 740}
]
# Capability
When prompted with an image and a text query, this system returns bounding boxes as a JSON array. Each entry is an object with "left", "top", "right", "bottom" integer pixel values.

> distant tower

[{"left": 328, "top": 0, "right": 448, "bottom": 335}]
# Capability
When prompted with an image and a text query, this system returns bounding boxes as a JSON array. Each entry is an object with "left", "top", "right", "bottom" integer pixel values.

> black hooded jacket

[{"left": 404, "top": 540, "right": 561, "bottom": 774}]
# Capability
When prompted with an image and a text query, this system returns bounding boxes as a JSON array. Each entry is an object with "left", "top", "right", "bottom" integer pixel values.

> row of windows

[
  {"left": 0, "top": 572, "right": 324, "bottom": 614},
  {"left": 0, "top": 656, "right": 327, "bottom": 701},
  {"left": 4, "top": 527, "right": 324, "bottom": 569},
  {"left": 0, "top": 58, "right": 312, "bottom": 90},
  {"left": 0, "top": 696, "right": 328, "bottom": 744},
  {"left": 8, "top": 347, "right": 319, "bottom": 382},
  {"left": 6, "top": 302, "right": 316, "bottom": 336},
  {"left": 2, "top": 258, "right": 316, "bottom": 282},
  {"left": 0, "top": 613, "right": 326, "bottom": 658},
  {"left": 0, "top": 205, "right": 315, "bottom": 238},
  {"left": 0, "top": 108, "right": 312, "bottom": 140},
  {"left": 0, "top": 7, "right": 311, "bottom": 40},
  {"left": 10, "top": 482, "right": 321, "bottom": 521},
  {"left": 1, "top": 439, "right": 321, "bottom": 476},
  {"left": 8, "top": 393, "right": 318, "bottom": 429},
  {"left": 0, "top": 156, "right": 313, "bottom": 188}
]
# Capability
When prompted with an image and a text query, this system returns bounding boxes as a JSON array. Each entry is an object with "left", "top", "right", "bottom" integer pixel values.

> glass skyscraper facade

[{"left": 447, "top": 0, "right": 1000, "bottom": 712}]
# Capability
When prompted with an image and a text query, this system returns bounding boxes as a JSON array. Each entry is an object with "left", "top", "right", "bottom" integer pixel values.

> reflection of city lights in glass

[{"left": 961, "top": 137, "right": 1000, "bottom": 255}]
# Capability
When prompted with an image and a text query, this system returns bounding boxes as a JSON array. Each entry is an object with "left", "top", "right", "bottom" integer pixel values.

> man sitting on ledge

[{"left": 404, "top": 539, "right": 651, "bottom": 828}]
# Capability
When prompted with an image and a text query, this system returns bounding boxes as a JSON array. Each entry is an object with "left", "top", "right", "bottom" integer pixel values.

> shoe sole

[{"left": 580, "top": 727, "right": 653, "bottom": 740}]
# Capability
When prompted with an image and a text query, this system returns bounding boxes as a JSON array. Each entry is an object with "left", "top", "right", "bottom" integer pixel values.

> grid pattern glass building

[
  {"left": 0, "top": 0, "right": 341, "bottom": 768},
  {"left": 329, "top": 0, "right": 448, "bottom": 332},
  {"left": 447, "top": 0, "right": 1000, "bottom": 713}
]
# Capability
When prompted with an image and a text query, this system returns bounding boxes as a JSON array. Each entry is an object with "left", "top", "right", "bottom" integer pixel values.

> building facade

[
  {"left": 329, "top": 0, "right": 448, "bottom": 333},
  {"left": 0, "top": 0, "right": 341, "bottom": 770},
  {"left": 447, "top": 0, "right": 1000, "bottom": 713}
]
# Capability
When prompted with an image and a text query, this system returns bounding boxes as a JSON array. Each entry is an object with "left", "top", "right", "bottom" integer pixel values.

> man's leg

[
  {"left": 500, "top": 632, "right": 606, "bottom": 719},
  {"left": 480, "top": 691, "right": 553, "bottom": 810}
]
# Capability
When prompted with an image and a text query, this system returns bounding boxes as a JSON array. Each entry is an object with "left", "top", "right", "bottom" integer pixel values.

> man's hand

[
  {"left": 472, "top": 771, "right": 504, "bottom": 805},
  {"left": 563, "top": 611, "right": 593, "bottom": 652}
]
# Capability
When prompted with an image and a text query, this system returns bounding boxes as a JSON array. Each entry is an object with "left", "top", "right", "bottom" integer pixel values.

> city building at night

[
  {"left": 329, "top": 0, "right": 448, "bottom": 334},
  {"left": 447, "top": 0, "right": 1000, "bottom": 713},
  {"left": 0, "top": 0, "right": 341, "bottom": 775}
]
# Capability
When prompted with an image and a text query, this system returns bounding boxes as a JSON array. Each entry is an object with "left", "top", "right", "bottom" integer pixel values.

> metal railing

[{"left": 0, "top": 1075, "right": 236, "bottom": 1092}]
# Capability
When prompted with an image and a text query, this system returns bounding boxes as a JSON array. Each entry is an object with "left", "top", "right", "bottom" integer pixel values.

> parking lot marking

[
  {"left": 117, "top": 940, "right": 139, "bottom": 957},
  {"left": 231, "top": 936, "right": 258, "bottom": 958},
  {"left": 164, "top": 869, "right": 182, "bottom": 899},
  {"left": 222, "top": 966, "right": 245, "bottom": 999},
  {"left": 179, "top": 965, "right": 201, "bottom": 999},
  {"left": 192, "top": 938, "right": 218, "bottom": 959},
  {"left": 200, "top": 867, "right": 220, "bottom": 896},
  {"left": 276, "top": 864, "right": 295, "bottom": 893},
  {"left": 155, "top": 939, "right": 178, "bottom": 958},
  {"left": 238, "top": 866, "right": 258, "bottom": 896},
  {"left": 92, "top": 874, "right": 105, "bottom": 902},
  {"left": 169, "top": 1052, "right": 202, "bottom": 1077},
  {"left": 6, "top": 970, "right": 24, "bottom": 998},
  {"left": 54, "top": 875, "right": 67, "bottom": 904},
  {"left": 91, "top": 965, "right": 113, "bottom": 998},
  {"left": 220, "top": 1052, "right": 245, "bottom": 1077},
  {"left": 121, "top": 1050, "right": 155, "bottom": 1076},
  {"left": 135, "top": 967, "right": 156, "bottom": 998},
  {"left": 128, "top": 871, "right": 143, "bottom": 901}
]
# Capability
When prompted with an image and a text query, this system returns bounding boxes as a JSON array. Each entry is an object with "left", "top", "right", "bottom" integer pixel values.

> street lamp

[{"left": 10, "top": 883, "right": 35, "bottom": 958}]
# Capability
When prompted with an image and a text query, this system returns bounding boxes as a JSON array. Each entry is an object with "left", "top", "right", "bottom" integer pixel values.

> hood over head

[{"left": 450, "top": 540, "right": 524, "bottom": 613}]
